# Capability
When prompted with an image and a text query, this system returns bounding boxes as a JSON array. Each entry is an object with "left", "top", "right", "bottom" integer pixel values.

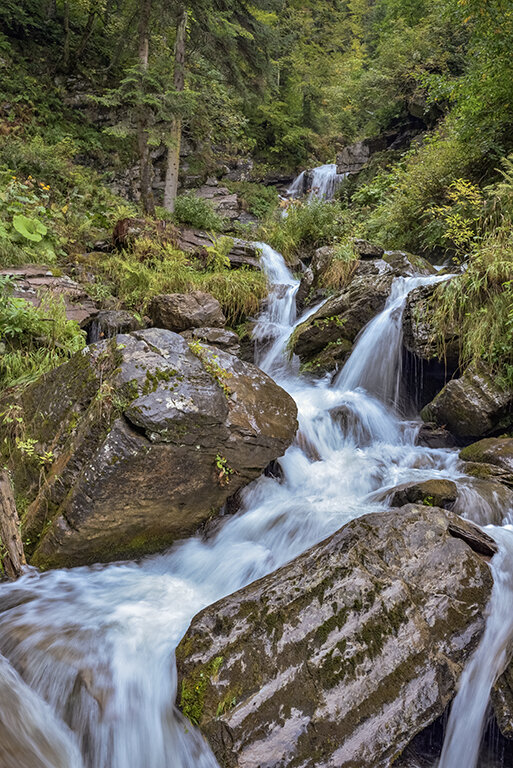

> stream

[{"left": 1, "top": 171, "right": 513, "bottom": 766}]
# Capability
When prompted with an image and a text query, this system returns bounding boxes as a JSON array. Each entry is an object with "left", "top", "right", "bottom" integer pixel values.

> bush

[
  {"left": 225, "top": 181, "right": 278, "bottom": 219},
  {"left": 430, "top": 228, "right": 513, "bottom": 386},
  {"left": 260, "top": 198, "right": 354, "bottom": 262},
  {"left": 173, "top": 193, "right": 224, "bottom": 231},
  {"left": 0, "top": 278, "right": 86, "bottom": 389}
]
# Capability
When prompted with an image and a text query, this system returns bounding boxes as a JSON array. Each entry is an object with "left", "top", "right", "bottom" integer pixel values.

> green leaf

[{"left": 12, "top": 214, "right": 47, "bottom": 242}]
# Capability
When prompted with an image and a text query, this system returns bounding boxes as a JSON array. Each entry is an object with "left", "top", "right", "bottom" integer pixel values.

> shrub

[
  {"left": 173, "top": 193, "right": 224, "bottom": 231},
  {"left": 225, "top": 181, "right": 278, "bottom": 219},
  {"left": 261, "top": 198, "right": 353, "bottom": 262}
]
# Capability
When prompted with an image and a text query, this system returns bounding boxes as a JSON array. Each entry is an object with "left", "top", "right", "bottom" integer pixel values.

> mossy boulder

[
  {"left": 289, "top": 269, "right": 393, "bottom": 365},
  {"left": 7, "top": 329, "right": 297, "bottom": 568},
  {"left": 460, "top": 437, "right": 513, "bottom": 489},
  {"left": 385, "top": 478, "right": 458, "bottom": 510},
  {"left": 149, "top": 290, "right": 226, "bottom": 332},
  {"left": 403, "top": 283, "right": 459, "bottom": 367},
  {"left": 176, "top": 506, "right": 495, "bottom": 768},
  {"left": 421, "top": 363, "right": 513, "bottom": 441}
]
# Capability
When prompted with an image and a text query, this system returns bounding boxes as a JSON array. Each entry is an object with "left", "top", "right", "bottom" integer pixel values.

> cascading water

[
  {"left": 287, "top": 163, "right": 346, "bottom": 201},
  {"left": 0, "top": 243, "right": 512, "bottom": 767}
]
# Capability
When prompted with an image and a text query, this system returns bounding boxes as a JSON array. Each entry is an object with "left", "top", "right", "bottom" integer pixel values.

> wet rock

[
  {"left": 403, "top": 283, "right": 459, "bottom": 367},
  {"left": 421, "top": 363, "right": 513, "bottom": 441},
  {"left": 176, "top": 506, "right": 493, "bottom": 768},
  {"left": 10, "top": 329, "right": 297, "bottom": 568},
  {"left": 0, "top": 266, "right": 98, "bottom": 327},
  {"left": 416, "top": 423, "right": 456, "bottom": 449},
  {"left": 290, "top": 271, "right": 393, "bottom": 363},
  {"left": 149, "top": 291, "right": 226, "bottom": 332},
  {"left": 350, "top": 238, "right": 384, "bottom": 259},
  {"left": 85, "top": 310, "right": 143, "bottom": 344},
  {"left": 459, "top": 438, "right": 513, "bottom": 488},
  {"left": 386, "top": 479, "right": 458, "bottom": 510},
  {"left": 181, "top": 327, "right": 240, "bottom": 356},
  {"left": 492, "top": 664, "right": 513, "bottom": 739},
  {"left": 383, "top": 252, "right": 437, "bottom": 277}
]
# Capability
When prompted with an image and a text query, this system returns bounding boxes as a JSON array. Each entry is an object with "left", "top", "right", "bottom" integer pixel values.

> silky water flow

[{"left": 0, "top": 243, "right": 512, "bottom": 767}]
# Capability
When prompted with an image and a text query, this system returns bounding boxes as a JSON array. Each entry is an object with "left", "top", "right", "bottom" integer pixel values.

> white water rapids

[{"left": 0, "top": 243, "right": 513, "bottom": 766}]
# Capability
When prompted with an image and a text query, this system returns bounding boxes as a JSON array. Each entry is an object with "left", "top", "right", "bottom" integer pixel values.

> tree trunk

[
  {"left": 63, "top": 0, "right": 71, "bottom": 70},
  {"left": 75, "top": 6, "right": 98, "bottom": 61},
  {"left": 137, "top": 0, "right": 155, "bottom": 215},
  {"left": 0, "top": 471, "right": 26, "bottom": 580},
  {"left": 163, "top": 6, "right": 188, "bottom": 213}
]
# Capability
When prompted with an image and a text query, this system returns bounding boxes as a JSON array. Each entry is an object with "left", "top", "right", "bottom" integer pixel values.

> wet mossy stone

[
  {"left": 11, "top": 329, "right": 297, "bottom": 568},
  {"left": 460, "top": 437, "right": 513, "bottom": 488},
  {"left": 176, "top": 505, "right": 494, "bottom": 768},
  {"left": 421, "top": 363, "right": 513, "bottom": 441}
]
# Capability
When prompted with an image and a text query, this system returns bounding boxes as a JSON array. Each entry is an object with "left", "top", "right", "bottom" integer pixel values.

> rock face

[
  {"left": 336, "top": 137, "right": 387, "bottom": 174},
  {"left": 10, "top": 329, "right": 297, "bottom": 568},
  {"left": 176, "top": 506, "right": 494, "bottom": 768},
  {"left": 421, "top": 364, "right": 513, "bottom": 441},
  {"left": 149, "top": 291, "right": 226, "bottom": 332},
  {"left": 416, "top": 423, "right": 455, "bottom": 449},
  {"left": 177, "top": 228, "right": 261, "bottom": 270},
  {"left": 460, "top": 438, "right": 513, "bottom": 488},
  {"left": 350, "top": 238, "right": 384, "bottom": 259},
  {"left": 403, "top": 283, "right": 459, "bottom": 367}
]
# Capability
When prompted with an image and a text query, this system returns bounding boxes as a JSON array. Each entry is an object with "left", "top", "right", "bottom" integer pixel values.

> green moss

[
  {"left": 180, "top": 656, "right": 224, "bottom": 726},
  {"left": 142, "top": 367, "right": 178, "bottom": 396}
]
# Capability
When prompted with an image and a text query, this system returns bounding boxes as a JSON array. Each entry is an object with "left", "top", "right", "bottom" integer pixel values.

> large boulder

[
  {"left": 181, "top": 327, "right": 241, "bottom": 356},
  {"left": 176, "top": 506, "right": 495, "bottom": 768},
  {"left": 8, "top": 329, "right": 297, "bottom": 568},
  {"left": 289, "top": 268, "right": 393, "bottom": 366},
  {"left": 421, "top": 363, "right": 513, "bottom": 441},
  {"left": 149, "top": 291, "right": 226, "bottom": 332},
  {"left": 460, "top": 437, "right": 513, "bottom": 488}
]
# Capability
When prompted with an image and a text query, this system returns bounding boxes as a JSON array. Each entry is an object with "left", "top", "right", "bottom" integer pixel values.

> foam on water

[{"left": 0, "top": 243, "right": 511, "bottom": 767}]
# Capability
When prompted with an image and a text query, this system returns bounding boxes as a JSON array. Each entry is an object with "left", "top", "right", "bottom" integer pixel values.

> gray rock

[
  {"left": 383, "top": 251, "right": 437, "bottom": 276},
  {"left": 350, "top": 238, "right": 384, "bottom": 258},
  {"left": 421, "top": 363, "right": 513, "bottom": 440},
  {"left": 86, "top": 310, "right": 143, "bottom": 343},
  {"left": 11, "top": 329, "right": 297, "bottom": 568},
  {"left": 416, "top": 423, "right": 456, "bottom": 449},
  {"left": 149, "top": 291, "right": 226, "bottom": 332},
  {"left": 460, "top": 438, "right": 513, "bottom": 488},
  {"left": 176, "top": 506, "right": 494, "bottom": 768},
  {"left": 336, "top": 137, "right": 387, "bottom": 174},
  {"left": 181, "top": 327, "right": 240, "bottom": 356},
  {"left": 403, "top": 283, "right": 459, "bottom": 367}
]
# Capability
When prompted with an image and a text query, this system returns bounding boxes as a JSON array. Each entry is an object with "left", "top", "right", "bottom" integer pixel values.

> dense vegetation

[{"left": 1, "top": 0, "right": 513, "bottom": 387}]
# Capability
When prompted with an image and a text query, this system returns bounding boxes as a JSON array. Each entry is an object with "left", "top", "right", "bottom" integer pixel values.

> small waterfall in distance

[{"left": 287, "top": 163, "right": 346, "bottom": 201}]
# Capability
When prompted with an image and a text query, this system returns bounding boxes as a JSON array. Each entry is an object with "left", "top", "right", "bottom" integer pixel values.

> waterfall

[
  {"left": 0, "top": 244, "right": 511, "bottom": 767},
  {"left": 437, "top": 526, "right": 513, "bottom": 768},
  {"left": 335, "top": 274, "right": 451, "bottom": 409},
  {"left": 288, "top": 163, "right": 346, "bottom": 201}
]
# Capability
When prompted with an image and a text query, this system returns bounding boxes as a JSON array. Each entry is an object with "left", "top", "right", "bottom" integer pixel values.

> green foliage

[
  {"left": 225, "top": 181, "right": 278, "bottom": 219},
  {"left": 261, "top": 199, "right": 353, "bottom": 262},
  {"left": 172, "top": 194, "right": 224, "bottom": 232},
  {"left": 87, "top": 238, "right": 267, "bottom": 327},
  {"left": 0, "top": 280, "right": 86, "bottom": 390},
  {"left": 430, "top": 228, "right": 513, "bottom": 386}
]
